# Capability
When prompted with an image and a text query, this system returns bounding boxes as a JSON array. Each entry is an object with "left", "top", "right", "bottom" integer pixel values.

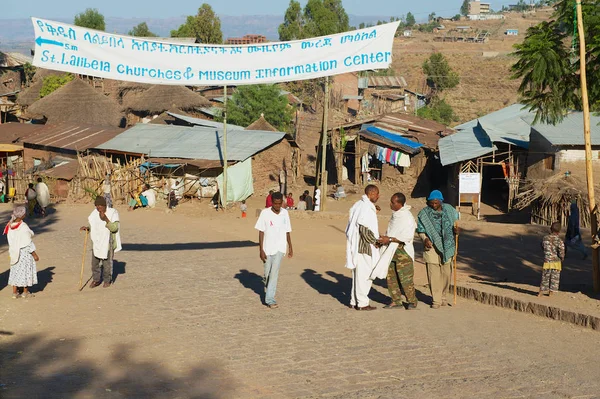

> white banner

[{"left": 31, "top": 18, "right": 400, "bottom": 86}]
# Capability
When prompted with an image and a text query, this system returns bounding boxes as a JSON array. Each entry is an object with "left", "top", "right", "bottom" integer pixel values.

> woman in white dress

[{"left": 5, "top": 206, "right": 39, "bottom": 298}]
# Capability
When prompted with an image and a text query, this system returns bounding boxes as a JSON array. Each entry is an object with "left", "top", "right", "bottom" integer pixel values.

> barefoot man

[
  {"left": 80, "top": 196, "right": 122, "bottom": 288},
  {"left": 345, "top": 185, "right": 380, "bottom": 311}
]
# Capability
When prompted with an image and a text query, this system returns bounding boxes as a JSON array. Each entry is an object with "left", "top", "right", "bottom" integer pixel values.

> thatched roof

[
  {"left": 25, "top": 78, "right": 125, "bottom": 127},
  {"left": 126, "top": 85, "right": 211, "bottom": 114},
  {"left": 246, "top": 114, "right": 278, "bottom": 132},
  {"left": 516, "top": 173, "right": 600, "bottom": 227},
  {"left": 17, "top": 69, "right": 69, "bottom": 107}
]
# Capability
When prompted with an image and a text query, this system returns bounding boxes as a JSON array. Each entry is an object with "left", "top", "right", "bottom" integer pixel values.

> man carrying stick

[
  {"left": 417, "top": 190, "right": 459, "bottom": 309},
  {"left": 80, "top": 196, "right": 122, "bottom": 288}
]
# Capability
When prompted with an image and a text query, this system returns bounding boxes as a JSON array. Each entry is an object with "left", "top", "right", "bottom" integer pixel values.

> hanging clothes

[
  {"left": 385, "top": 148, "right": 392, "bottom": 163},
  {"left": 397, "top": 153, "right": 411, "bottom": 167}
]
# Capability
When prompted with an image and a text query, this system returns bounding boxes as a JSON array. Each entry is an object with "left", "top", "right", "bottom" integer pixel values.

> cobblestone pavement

[{"left": 1, "top": 205, "right": 599, "bottom": 399}]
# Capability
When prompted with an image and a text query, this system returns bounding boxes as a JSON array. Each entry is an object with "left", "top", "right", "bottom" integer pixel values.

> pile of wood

[{"left": 515, "top": 173, "right": 598, "bottom": 227}]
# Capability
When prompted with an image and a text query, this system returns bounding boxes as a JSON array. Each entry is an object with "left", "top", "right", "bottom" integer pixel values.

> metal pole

[
  {"left": 223, "top": 85, "right": 228, "bottom": 209},
  {"left": 319, "top": 77, "right": 330, "bottom": 212},
  {"left": 575, "top": 0, "right": 599, "bottom": 291}
]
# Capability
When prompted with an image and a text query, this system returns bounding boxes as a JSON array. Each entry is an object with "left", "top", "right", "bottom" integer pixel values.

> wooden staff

[
  {"left": 79, "top": 229, "right": 89, "bottom": 290},
  {"left": 453, "top": 220, "right": 459, "bottom": 306}
]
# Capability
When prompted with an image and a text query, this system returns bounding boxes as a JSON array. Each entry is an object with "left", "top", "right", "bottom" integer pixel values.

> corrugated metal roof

[
  {"left": 0, "top": 123, "right": 45, "bottom": 144},
  {"left": 455, "top": 103, "right": 533, "bottom": 135},
  {"left": 525, "top": 112, "right": 600, "bottom": 146},
  {"left": 198, "top": 107, "right": 221, "bottom": 117},
  {"left": 439, "top": 124, "right": 497, "bottom": 166},
  {"left": 367, "top": 76, "right": 407, "bottom": 88},
  {"left": 41, "top": 160, "right": 78, "bottom": 180},
  {"left": 20, "top": 123, "right": 124, "bottom": 152},
  {"left": 167, "top": 112, "right": 245, "bottom": 130},
  {"left": 96, "top": 124, "right": 285, "bottom": 161}
]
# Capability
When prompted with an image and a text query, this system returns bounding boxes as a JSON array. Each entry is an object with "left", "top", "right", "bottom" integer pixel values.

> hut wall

[
  {"left": 23, "top": 148, "right": 75, "bottom": 170},
  {"left": 558, "top": 148, "right": 600, "bottom": 163},
  {"left": 251, "top": 139, "right": 293, "bottom": 195},
  {"left": 526, "top": 130, "right": 556, "bottom": 179},
  {"left": 0, "top": 70, "right": 23, "bottom": 94}
]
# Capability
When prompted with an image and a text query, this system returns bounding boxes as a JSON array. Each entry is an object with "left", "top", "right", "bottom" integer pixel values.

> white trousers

[{"left": 350, "top": 253, "right": 374, "bottom": 308}]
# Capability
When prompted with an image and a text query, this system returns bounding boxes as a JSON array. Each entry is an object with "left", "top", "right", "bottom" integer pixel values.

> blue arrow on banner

[{"left": 35, "top": 37, "right": 65, "bottom": 47}]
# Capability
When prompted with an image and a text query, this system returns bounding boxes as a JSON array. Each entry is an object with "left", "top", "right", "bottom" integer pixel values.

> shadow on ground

[
  {"left": 123, "top": 241, "right": 257, "bottom": 252},
  {"left": 0, "top": 334, "right": 233, "bottom": 399},
  {"left": 234, "top": 269, "right": 264, "bottom": 304}
]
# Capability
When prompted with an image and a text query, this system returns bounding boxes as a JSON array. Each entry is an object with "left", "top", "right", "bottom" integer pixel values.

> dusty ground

[{"left": 1, "top": 194, "right": 600, "bottom": 398}]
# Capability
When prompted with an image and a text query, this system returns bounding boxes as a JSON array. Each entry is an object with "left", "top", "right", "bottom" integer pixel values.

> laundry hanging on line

[{"left": 373, "top": 145, "right": 411, "bottom": 168}]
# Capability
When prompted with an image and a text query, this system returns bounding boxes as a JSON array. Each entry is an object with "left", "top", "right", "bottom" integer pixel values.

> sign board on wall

[
  {"left": 31, "top": 18, "right": 400, "bottom": 86},
  {"left": 459, "top": 173, "right": 481, "bottom": 194}
]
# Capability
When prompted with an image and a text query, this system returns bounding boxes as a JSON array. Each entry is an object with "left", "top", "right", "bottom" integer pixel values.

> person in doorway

[
  {"left": 80, "top": 196, "right": 122, "bottom": 288},
  {"left": 35, "top": 177, "right": 50, "bottom": 217},
  {"left": 141, "top": 183, "right": 157, "bottom": 209},
  {"left": 417, "top": 190, "right": 459, "bottom": 309},
  {"left": 314, "top": 188, "right": 321, "bottom": 212},
  {"left": 565, "top": 201, "right": 587, "bottom": 260},
  {"left": 375, "top": 193, "right": 418, "bottom": 310},
  {"left": 5, "top": 206, "right": 39, "bottom": 299},
  {"left": 25, "top": 183, "right": 37, "bottom": 216},
  {"left": 539, "top": 222, "right": 565, "bottom": 297},
  {"left": 102, "top": 173, "right": 113, "bottom": 208},
  {"left": 255, "top": 192, "right": 293, "bottom": 309},
  {"left": 303, "top": 190, "right": 314, "bottom": 211},
  {"left": 265, "top": 190, "right": 274, "bottom": 208},
  {"left": 345, "top": 185, "right": 380, "bottom": 311}
]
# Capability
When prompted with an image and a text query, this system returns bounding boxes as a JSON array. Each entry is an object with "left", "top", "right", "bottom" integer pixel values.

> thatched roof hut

[
  {"left": 17, "top": 69, "right": 68, "bottom": 107},
  {"left": 516, "top": 173, "right": 600, "bottom": 228},
  {"left": 25, "top": 78, "right": 125, "bottom": 127},
  {"left": 246, "top": 114, "right": 278, "bottom": 132},
  {"left": 125, "top": 85, "right": 211, "bottom": 114}
]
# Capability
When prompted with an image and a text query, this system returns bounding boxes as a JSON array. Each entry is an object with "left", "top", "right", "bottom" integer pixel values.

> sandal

[
  {"left": 268, "top": 304, "right": 279, "bottom": 309},
  {"left": 12, "top": 293, "right": 20, "bottom": 299}
]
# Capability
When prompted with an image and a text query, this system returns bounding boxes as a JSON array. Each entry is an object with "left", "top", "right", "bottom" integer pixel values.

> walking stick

[
  {"left": 453, "top": 221, "right": 459, "bottom": 306},
  {"left": 79, "top": 229, "right": 89, "bottom": 290}
]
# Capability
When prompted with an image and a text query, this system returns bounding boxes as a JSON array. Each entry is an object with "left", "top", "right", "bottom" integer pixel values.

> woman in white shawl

[
  {"left": 5, "top": 206, "right": 39, "bottom": 298},
  {"left": 35, "top": 177, "right": 50, "bottom": 217}
]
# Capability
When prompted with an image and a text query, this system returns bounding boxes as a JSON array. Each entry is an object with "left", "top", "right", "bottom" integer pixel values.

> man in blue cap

[{"left": 417, "top": 190, "right": 459, "bottom": 308}]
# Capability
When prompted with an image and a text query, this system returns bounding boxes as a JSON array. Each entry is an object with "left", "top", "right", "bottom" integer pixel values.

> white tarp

[{"left": 31, "top": 18, "right": 400, "bottom": 86}]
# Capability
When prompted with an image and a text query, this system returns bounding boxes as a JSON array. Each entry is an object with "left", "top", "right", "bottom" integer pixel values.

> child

[
  {"left": 286, "top": 193, "right": 295, "bottom": 209},
  {"left": 539, "top": 222, "right": 565, "bottom": 297},
  {"left": 5, "top": 206, "right": 39, "bottom": 299},
  {"left": 240, "top": 200, "right": 247, "bottom": 218}
]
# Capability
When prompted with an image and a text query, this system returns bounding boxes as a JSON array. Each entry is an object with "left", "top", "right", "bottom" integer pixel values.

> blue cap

[{"left": 427, "top": 190, "right": 444, "bottom": 201}]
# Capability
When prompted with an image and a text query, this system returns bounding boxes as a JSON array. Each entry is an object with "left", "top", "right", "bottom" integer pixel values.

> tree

[
  {"left": 220, "top": 85, "right": 294, "bottom": 132},
  {"left": 129, "top": 22, "right": 157, "bottom": 37},
  {"left": 358, "top": 22, "right": 366, "bottom": 29},
  {"left": 417, "top": 98, "right": 457, "bottom": 125},
  {"left": 279, "top": 0, "right": 304, "bottom": 41},
  {"left": 428, "top": 12, "right": 437, "bottom": 22},
  {"left": 171, "top": 3, "right": 223, "bottom": 44},
  {"left": 511, "top": 1, "right": 600, "bottom": 124},
  {"left": 460, "top": 0, "right": 470, "bottom": 16},
  {"left": 278, "top": 0, "right": 350, "bottom": 40},
  {"left": 23, "top": 63, "right": 36, "bottom": 85},
  {"left": 74, "top": 8, "right": 105, "bottom": 31},
  {"left": 405, "top": 12, "right": 416, "bottom": 27},
  {"left": 40, "top": 74, "right": 74, "bottom": 98},
  {"left": 453, "top": 14, "right": 462, "bottom": 21},
  {"left": 422, "top": 52, "right": 460, "bottom": 92}
]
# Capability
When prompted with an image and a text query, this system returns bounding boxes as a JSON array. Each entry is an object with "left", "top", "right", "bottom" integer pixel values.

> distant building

[
  {"left": 505, "top": 29, "right": 519, "bottom": 36},
  {"left": 469, "top": 0, "right": 491, "bottom": 15},
  {"left": 403, "top": 30, "right": 412, "bottom": 37},
  {"left": 225, "top": 35, "right": 267, "bottom": 45}
]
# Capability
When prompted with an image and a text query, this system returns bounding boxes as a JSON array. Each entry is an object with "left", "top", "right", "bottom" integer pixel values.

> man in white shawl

[
  {"left": 35, "top": 177, "right": 50, "bottom": 217},
  {"left": 372, "top": 193, "right": 418, "bottom": 310},
  {"left": 345, "top": 185, "right": 380, "bottom": 310},
  {"left": 80, "top": 196, "right": 122, "bottom": 288}
]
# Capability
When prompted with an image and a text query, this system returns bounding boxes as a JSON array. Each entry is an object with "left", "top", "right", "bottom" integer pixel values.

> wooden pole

[
  {"left": 79, "top": 229, "right": 89, "bottom": 290},
  {"left": 223, "top": 85, "right": 228, "bottom": 210},
  {"left": 319, "top": 77, "right": 330, "bottom": 212},
  {"left": 453, "top": 220, "right": 459, "bottom": 305},
  {"left": 576, "top": 0, "right": 600, "bottom": 292}
]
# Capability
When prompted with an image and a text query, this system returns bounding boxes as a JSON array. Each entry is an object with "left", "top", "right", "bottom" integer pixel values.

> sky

[{"left": 3, "top": 0, "right": 525, "bottom": 19}]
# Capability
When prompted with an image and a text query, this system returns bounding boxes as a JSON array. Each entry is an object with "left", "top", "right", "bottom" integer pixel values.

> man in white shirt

[
  {"left": 255, "top": 192, "right": 293, "bottom": 309},
  {"left": 141, "top": 184, "right": 156, "bottom": 208}
]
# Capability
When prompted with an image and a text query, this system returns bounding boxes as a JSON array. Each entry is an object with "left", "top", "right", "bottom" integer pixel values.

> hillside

[{"left": 391, "top": 8, "right": 554, "bottom": 125}]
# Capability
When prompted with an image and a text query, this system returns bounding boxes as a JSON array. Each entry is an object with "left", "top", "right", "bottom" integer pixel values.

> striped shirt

[{"left": 358, "top": 224, "right": 377, "bottom": 256}]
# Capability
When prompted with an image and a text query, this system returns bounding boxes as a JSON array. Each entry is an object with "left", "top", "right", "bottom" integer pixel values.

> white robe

[
  {"left": 7, "top": 222, "right": 34, "bottom": 265},
  {"left": 35, "top": 182, "right": 51, "bottom": 208},
  {"left": 371, "top": 205, "right": 417, "bottom": 280},
  {"left": 88, "top": 207, "right": 122, "bottom": 259},
  {"left": 345, "top": 195, "right": 380, "bottom": 270}
]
